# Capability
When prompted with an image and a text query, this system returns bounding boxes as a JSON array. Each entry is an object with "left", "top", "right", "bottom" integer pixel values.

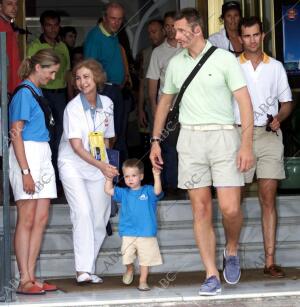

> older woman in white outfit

[{"left": 58, "top": 59, "right": 118, "bottom": 283}]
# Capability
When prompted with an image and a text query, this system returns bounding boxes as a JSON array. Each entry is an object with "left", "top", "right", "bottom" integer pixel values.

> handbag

[{"left": 163, "top": 46, "right": 217, "bottom": 146}]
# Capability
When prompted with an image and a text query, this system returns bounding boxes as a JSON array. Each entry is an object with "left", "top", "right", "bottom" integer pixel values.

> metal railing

[{"left": 0, "top": 32, "right": 12, "bottom": 303}]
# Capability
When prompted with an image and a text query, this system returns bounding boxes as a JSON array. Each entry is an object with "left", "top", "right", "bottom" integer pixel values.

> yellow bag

[{"left": 88, "top": 131, "right": 106, "bottom": 161}]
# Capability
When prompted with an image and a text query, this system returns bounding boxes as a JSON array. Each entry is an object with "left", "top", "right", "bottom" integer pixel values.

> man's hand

[
  {"left": 138, "top": 109, "right": 148, "bottom": 128},
  {"left": 150, "top": 142, "right": 164, "bottom": 170},
  {"left": 237, "top": 146, "right": 254, "bottom": 172},
  {"left": 269, "top": 115, "right": 280, "bottom": 131}
]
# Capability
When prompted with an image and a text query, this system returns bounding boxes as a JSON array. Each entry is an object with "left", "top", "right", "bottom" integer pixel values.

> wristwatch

[
  {"left": 150, "top": 137, "right": 161, "bottom": 144},
  {"left": 21, "top": 168, "right": 30, "bottom": 175}
]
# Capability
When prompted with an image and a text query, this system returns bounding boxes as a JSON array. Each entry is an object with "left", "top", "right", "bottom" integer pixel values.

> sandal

[
  {"left": 122, "top": 270, "right": 134, "bottom": 285},
  {"left": 41, "top": 282, "right": 58, "bottom": 291},
  {"left": 137, "top": 282, "right": 150, "bottom": 291},
  {"left": 16, "top": 281, "right": 45, "bottom": 295},
  {"left": 33, "top": 280, "right": 58, "bottom": 292}
]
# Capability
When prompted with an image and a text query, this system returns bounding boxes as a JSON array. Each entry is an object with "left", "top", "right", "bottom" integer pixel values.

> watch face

[{"left": 22, "top": 169, "right": 30, "bottom": 175}]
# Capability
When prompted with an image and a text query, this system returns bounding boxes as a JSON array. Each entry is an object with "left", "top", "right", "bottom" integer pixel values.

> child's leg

[
  {"left": 126, "top": 263, "right": 134, "bottom": 274},
  {"left": 139, "top": 265, "right": 149, "bottom": 284}
]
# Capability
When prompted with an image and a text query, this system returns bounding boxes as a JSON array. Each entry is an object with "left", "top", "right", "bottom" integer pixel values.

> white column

[{"left": 208, "top": 0, "right": 223, "bottom": 36}]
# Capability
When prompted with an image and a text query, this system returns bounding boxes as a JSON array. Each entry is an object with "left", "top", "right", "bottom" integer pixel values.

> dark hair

[
  {"left": 122, "top": 159, "right": 144, "bottom": 173},
  {"left": 147, "top": 19, "right": 164, "bottom": 29},
  {"left": 164, "top": 11, "right": 176, "bottom": 20},
  {"left": 18, "top": 49, "right": 60, "bottom": 80},
  {"left": 238, "top": 16, "right": 263, "bottom": 36},
  {"left": 175, "top": 8, "right": 204, "bottom": 30},
  {"left": 220, "top": 1, "right": 242, "bottom": 19},
  {"left": 70, "top": 46, "right": 84, "bottom": 67},
  {"left": 71, "top": 46, "right": 83, "bottom": 57},
  {"left": 60, "top": 26, "right": 77, "bottom": 38},
  {"left": 40, "top": 10, "right": 61, "bottom": 25}
]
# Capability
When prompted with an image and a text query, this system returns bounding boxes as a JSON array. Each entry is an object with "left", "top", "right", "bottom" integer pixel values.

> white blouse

[{"left": 58, "top": 93, "right": 115, "bottom": 180}]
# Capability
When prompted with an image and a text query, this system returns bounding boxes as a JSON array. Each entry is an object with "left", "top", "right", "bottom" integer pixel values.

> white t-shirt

[
  {"left": 209, "top": 28, "right": 233, "bottom": 51},
  {"left": 58, "top": 93, "right": 115, "bottom": 180},
  {"left": 234, "top": 53, "right": 292, "bottom": 126},
  {"left": 146, "top": 39, "right": 181, "bottom": 97}
]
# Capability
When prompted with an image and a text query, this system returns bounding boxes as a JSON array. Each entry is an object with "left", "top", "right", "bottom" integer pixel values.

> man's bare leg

[
  {"left": 188, "top": 187, "right": 219, "bottom": 279},
  {"left": 258, "top": 179, "right": 277, "bottom": 267},
  {"left": 217, "top": 187, "right": 243, "bottom": 255},
  {"left": 217, "top": 186, "right": 243, "bottom": 284}
]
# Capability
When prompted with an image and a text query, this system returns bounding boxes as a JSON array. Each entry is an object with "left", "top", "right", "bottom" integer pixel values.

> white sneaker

[
  {"left": 90, "top": 274, "right": 103, "bottom": 284},
  {"left": 76, "top": 272, "right": 92, "bottom": 284}
]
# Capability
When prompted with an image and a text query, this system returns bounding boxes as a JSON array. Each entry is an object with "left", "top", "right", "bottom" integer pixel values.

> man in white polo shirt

[
  {"left": 234, "top": 16, "right": 293, "bottom": 278},
  {"left": 150, "top": 8, "right": 254, "bottom": 296}
]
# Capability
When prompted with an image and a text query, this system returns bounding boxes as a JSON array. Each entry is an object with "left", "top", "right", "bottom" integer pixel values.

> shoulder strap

[
  {"left": 11, "top": 84, "right": 41, "bottom": 103},
  {"left": 170, "top": 46, "right": 217, "bottom": 118}
]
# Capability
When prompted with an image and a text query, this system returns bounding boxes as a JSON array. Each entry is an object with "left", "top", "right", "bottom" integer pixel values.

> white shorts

[{"left": 9, "top": 141, "right": 57, "bottom": 201}]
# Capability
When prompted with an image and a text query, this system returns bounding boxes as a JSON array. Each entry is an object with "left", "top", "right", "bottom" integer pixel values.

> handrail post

[{"left": 0, "top": 31, "right": 12, "bottom": 303}]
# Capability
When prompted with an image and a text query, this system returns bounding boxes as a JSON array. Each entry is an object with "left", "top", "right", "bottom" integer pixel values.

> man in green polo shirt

[
  {"left": 27, "top": 10, "right": 70, "bottom": 189},
  {"left": 150, "top": 8, "right": 254, "bottom": 296}
]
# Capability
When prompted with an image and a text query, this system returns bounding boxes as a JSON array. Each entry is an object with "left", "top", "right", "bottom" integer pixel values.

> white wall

[{"left": 179, "top": 0, "right": 196, "bottom": 9}]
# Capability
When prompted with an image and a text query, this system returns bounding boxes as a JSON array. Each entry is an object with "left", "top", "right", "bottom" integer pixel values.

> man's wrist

[{"left": 150, "top": 137, "right": 161, "bottom": 144}]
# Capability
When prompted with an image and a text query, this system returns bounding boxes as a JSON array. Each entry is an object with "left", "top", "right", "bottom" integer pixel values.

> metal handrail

[{"left": 0, "top": 32, "right": 12, "bottom": 303}]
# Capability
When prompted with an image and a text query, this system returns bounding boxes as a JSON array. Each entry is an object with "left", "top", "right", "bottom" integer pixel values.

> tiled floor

[{"left": 2, "top": 270, "right": 300, "bottom": 306}]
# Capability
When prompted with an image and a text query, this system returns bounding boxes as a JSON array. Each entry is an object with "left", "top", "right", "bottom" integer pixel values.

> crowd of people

[{"left": 0, "top": 0, "right": 294, "bottom": 297}]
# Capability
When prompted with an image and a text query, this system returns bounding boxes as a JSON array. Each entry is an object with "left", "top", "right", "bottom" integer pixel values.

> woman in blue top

[{"left": 9, "top": 49, "right": 60, "bottom": 295}]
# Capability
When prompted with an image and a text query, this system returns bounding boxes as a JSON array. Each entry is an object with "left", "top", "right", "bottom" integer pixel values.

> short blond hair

[{"left": 72, "top": 59, "right": 107, "bottom": 91}]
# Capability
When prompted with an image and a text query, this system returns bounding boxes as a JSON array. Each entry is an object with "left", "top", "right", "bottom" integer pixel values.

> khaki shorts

[
  {"left": 121, "top": 236, "right": 162, "bottom": 267},
  {"left": 237, "top": 127, "right": 285, "bottom": 183},
  {"left": 177, "top": 126, "right": 244, "bottom": 189}
]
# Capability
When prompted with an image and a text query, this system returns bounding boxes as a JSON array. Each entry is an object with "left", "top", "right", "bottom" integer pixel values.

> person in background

[
  {"left": 66, "top": 46, "right": 84, "bottom": 100},
  {"left": 58, "top": 59, "right": 118, "bottom": 284},
  {"left": 105, "top": 159, "right": 163, "bottom": 291},
  {"left": 84, "top": 2, "right": 128, "bottom": 165},
  {"left": 146, "top": 11, "right": 181, "bottom": 196},
  {"left": 0, "top": 0, "right": 21, "bottom": 94},
  {"left": 27, "top": 10, "right": 70, "bottom": 190},
  {"left": 137, "top": 19, "right": 165, "bottom": 130},
  {"left": 234, "top": 16, "right": 294, "bottom": 278},
  {"left": 9, "top": 49, "right": 60, "bottom": 295},
  {"left": 60, "top": 26, "right": 77, "bottom": 54},
  {"left": 209, "top": 1, "right": 243, "bottom": 56}
]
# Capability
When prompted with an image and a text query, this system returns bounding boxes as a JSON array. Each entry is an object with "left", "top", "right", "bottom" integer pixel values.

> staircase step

[
  {"left": 2, "top": 196, "right": 300, "bottom": 228},
  {"left": 26, "top": 216, "right": 300, "bottom": 252},
  {"left": 3, "top": 195, "right": 300, "bottom": 279},
  {"left": 11, "top": 241, "right": 300, "bottom": 278}
]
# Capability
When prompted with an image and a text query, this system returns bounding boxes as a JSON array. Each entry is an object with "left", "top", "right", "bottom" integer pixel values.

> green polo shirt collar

[
  {"left": 99, "top": 23, "right": 111, "bottom": 37},
  {"left": 183, "top": 40, "right": 212, "bottom": 60},
  {"left": 39, "top": 34, "right": 60, "bottom": 44}
]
